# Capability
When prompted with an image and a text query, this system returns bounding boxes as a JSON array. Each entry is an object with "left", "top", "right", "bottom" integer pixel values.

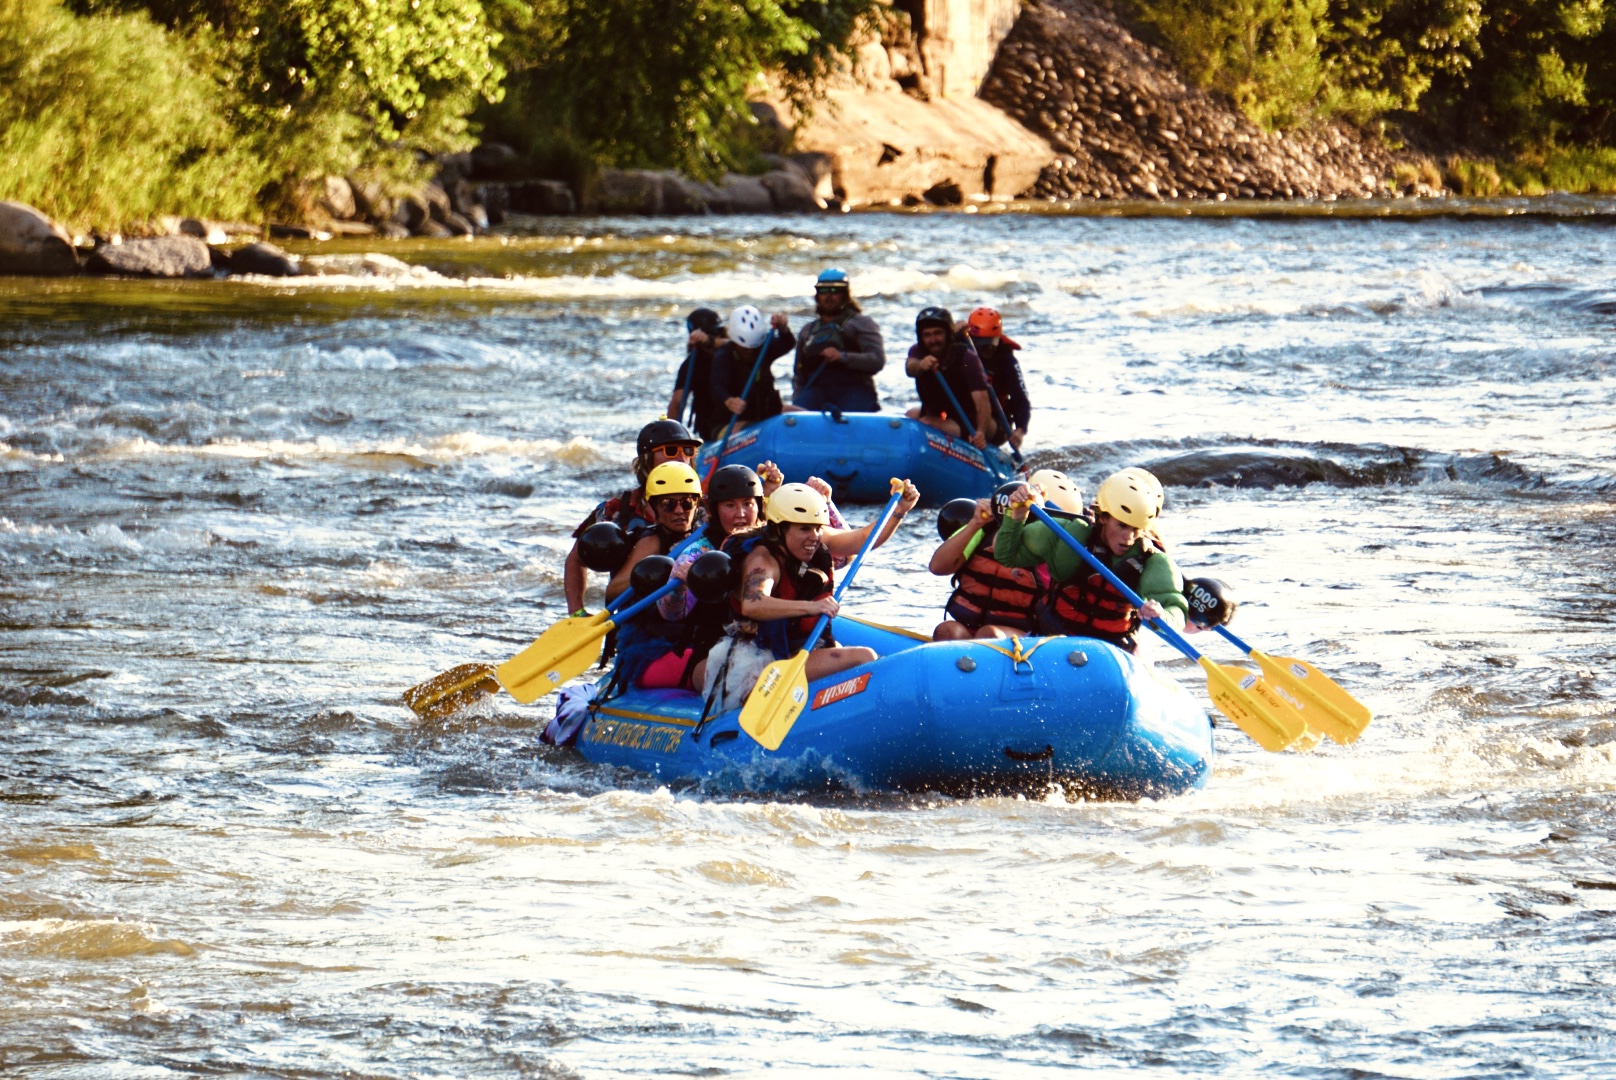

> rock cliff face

[
  {"left": 786, "top": 0, "right": 1055, "bottom": 205},
  {"left": 979, "top": 0, "right": 1404, "bottom": 200}
]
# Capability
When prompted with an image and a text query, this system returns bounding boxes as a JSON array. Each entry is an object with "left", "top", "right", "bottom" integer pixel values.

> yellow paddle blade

[
  {"left": 1198, "top": 657, "right": 1310, "bottom": 753},
  {"left": 403, "top": 662, "right": 500, "bottom": 720},
  {"left": 1249, "top": 650, "right": 1373, "bottom": 745},
  {"left": 738, "top": 652, "right": 811, "bottom": 752},
  {"left": 495, "top": 611, "right": 614, "bottom": 704}
]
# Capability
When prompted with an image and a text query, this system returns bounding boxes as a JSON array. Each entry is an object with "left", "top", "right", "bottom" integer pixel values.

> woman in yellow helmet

[
  {"left": 993, "top": 468, "right": 1188, "bottom": 654},
  {"left": 697, "top": 478, "right": 920, "bottom": 711},
  {"left": 603, "top": 461, "right": 707, "bottom": 690}
]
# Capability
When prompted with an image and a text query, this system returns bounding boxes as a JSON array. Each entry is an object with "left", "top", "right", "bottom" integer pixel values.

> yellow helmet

[
  {"left": 645, "top": 461, "right": 701, "bottom": 500},
  {"left": 1028, "top": 469, "right": 1084, "bottom": 515},
  {"left": 765, "top": 483, "right": 830, "bottom": 526},
  {"left": 1114, "top": 466, "right": 1165, "bottom": 515},
  {"left": 1095, "top": 468, "right": 1161, "bottom": 529}
]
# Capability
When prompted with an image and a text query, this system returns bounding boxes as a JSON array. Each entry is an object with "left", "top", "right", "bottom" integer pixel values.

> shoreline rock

[
  {"left": 979, "top": 0, "right": 1409, "bottom": 200},
  {"left": 0, "top": 201, "right": 79, "bottom": 276}
]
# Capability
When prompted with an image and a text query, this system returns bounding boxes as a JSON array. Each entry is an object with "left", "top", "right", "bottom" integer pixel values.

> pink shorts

[{"left": 638, "top": 649, "right": 695, "bottom": 690}]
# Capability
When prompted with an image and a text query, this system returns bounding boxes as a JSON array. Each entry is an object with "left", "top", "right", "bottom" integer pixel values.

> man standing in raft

[
  {"left": 698, "top": 479, "right": 920, "bottom": 709},
  {"left": 563, "top": 418, "right": 703, "bottom": 616},
  {"left": 711, "top": 305, "right": 794, "bottom": 434},
  {"left": 962, "top": 307, "right": 1031, "bottom": 453},
  {"left": 904, "top": 306, "right": 994, "bottom": 449},
  {"left": 994, "top": 468, "right": 1189, "bottom": 653},
  {"left": 668, "top": 307, "right": 726, "bottom": 440},
  {"left": 791, "top": 268, "right": 887, "bottom": 413}
]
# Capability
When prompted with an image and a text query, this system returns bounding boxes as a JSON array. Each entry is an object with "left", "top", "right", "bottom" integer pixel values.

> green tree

[
  {"left": 487, "top": 0, "right": 882, "bottom": 178},
  {"left": 0, "top": 0, "right": 266, "bottom": 227}
]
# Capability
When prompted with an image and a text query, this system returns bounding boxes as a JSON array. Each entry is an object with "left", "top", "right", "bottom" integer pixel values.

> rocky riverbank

[{"left": 980, "top": 0, "right": 1414, "bottom": 201}]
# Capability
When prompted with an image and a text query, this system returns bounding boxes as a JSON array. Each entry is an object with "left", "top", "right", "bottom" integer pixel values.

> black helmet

[
  {"left": 629, "top": 554, "right": 675, "bottom": 598},
  {"left": 936, "top": 498, "right": 977, "bottom": 540},
  {"left": 577, "top": 521, "right": 632, "bottom": 572},
  {"left": 707, "top": 464, "right": 763, "bottom": 506},
  {"left": 1184, "top": 577, "right": 1237, "bottom": 628},
  {"left": 990, "top": 481, "right": 1022, "bottom": 521},
  {"left": 915, "top": 306, "right": 954, "bottom": 339},
  {"left": 686, "top": 550, "right": 738, "bottom": 604},
  {"left": 685, "top": 307, "right": 721, "bottom": 335},
  {"left": 636, "top": 418, "right": 701, "bottom": 458}
]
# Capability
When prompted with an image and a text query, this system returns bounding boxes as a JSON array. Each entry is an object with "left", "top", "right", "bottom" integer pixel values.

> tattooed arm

[{"left": 736, "top": 548, "right": 838, "bottom": 621}]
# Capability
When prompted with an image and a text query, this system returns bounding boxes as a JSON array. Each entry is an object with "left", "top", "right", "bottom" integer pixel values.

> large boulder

[
  {"left": 223, "top": 241, "right": 300, "bottom": 277},
  {"left": 470, "top": 142, "right": 521, "bottom": 179},
  {"left": 320, "top": 176, "right": 358, "bottom": 220},
  {"left": 780, "top": 88, "right": 1055, "bottom": 205},
  {"left": 714, "top": 174, "right": 774, "bottom": 213},
  {"left": 505, "top": 180, "right": 575, "bottom": 215},
  {"left": 0, "top": 201, "right": 78, "bottom": 276},
  {"left": 760, "top": 168, "right": 821, "bottom": 211},
  {"left": 661, "top": 175, "right": 714, "bottom": 214},
  {"left": 85, "top": 236, "right": 213, "bottom": 278},
  {"left": 584, "top": 169, "right": 666, "bottom": 214},
  {"left": 350, "top": 179, "right": 394, "bottom": 223}
]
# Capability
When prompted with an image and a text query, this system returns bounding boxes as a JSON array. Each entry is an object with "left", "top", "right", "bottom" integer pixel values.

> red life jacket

[
  {"left": 1041, "top": 535, "right": 1162, "bottom": 650},
  {"left": 944, "top": 542, "right": 1040, "bottom": 633},
  {"left": 730, "top": 532, "right": 836, "bottom": 658}
]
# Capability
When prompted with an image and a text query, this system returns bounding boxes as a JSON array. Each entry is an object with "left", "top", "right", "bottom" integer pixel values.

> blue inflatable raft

[
  {"left": 567, "top": 617, "right": 1214, "bottom": 800},
  {"left": 692, "top": 413, "right": 1018, "bottom": 505}
]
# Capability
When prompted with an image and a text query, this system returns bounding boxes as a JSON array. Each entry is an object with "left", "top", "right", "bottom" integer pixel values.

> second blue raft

[{"left": 692, "top": 412, "right": 1018, "bottom": 505}]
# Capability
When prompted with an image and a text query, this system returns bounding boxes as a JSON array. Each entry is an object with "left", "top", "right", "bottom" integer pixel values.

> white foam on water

[
  {"left": 75, "top": 432, "right": 612, "bottom": 469},
  {"left": 236, "top": 257, "right": 1035, "bottom": 303}
]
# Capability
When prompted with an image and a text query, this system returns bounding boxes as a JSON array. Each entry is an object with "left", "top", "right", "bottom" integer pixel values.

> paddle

[
  {"left": 402, "top": 574, "right": 677, "bottom": 719},
  {"left": 739, "top": 480, "right": 907, "bottom": 751},
  {"left": 964, "top": 335, "right": 1026, "bottom": 469},
  {"left": 1025, "top": 503, "right": 1311, "bottom": 752},
  {"left": 676, "top": 347, "right": 696, "bottom": 428},
  {"left": 496, "top": 572, "right": 683, "bottom": 704},
  {"left": 705, "top": 329, "right": 775, "bottom": 484},
  {"left": 1211, "top": 624, "right": 1372, "bottom": 744},
  {"left": 930, "top": 368, "right": 980, "bottom": 440}
]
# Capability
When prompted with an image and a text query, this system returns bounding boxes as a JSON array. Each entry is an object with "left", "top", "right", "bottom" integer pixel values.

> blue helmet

[{"left": 815, "top": 268, "right": 850, "bottom": 291}]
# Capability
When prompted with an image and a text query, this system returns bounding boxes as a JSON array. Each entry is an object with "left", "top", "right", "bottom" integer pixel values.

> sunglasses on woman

[
  {"left": 654, "top": 495, "right": 698, "bottom": 511},
  {"left": 651, "top": 443, "right": 695, "bottom": 460}
]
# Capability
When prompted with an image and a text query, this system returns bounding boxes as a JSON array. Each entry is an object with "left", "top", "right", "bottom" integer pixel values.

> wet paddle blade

[
  {"left": 1198, "top": 657, "right": 1310, "bottom": 753},
  {"left": 495, "top": 611, "right": 613, "bottom": 704},
  {"left": 738, "top": 652, "right": 811, "bottom": 752},
  {"left": 403, "top": 662, "right": 500, "bottom": 720},
  {"left": 1249, "top": 650, "right": 1372, "bottom": 745}
]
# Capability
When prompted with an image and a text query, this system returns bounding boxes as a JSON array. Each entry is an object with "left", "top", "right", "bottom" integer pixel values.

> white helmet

[
  {"left": 1028, "top": 469, "right": 1084, "bottom": 515},
  {"left": 727, "top": 305, "right": 769, "bottom": 349}
]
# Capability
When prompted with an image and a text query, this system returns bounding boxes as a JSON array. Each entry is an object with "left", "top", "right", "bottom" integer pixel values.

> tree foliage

[
  {"left": 0, "top": 0, "right": 267, "bottom": 227},
  {"left": 484, "top": 0, "right": 882, "bottom": 179},
  {"left": 1128, "top": 0, "right": 1615, "bottom": 152}
]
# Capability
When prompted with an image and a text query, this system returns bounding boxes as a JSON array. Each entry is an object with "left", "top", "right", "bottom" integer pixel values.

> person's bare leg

[{"left": 933, "top": 620, "right": 972, "bottom": 641}]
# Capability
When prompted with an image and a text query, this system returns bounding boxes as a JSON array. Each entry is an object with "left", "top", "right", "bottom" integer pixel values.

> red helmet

[{"left": 967, "top": 307, "right": 1003, "bottom": 337}]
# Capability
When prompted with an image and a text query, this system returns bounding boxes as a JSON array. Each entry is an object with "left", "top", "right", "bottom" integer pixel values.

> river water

[{"left": 3, "top": 203, "right": 1614, "bottom": 1076}]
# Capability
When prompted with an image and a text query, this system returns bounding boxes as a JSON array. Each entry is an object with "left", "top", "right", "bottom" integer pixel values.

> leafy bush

[{"left": 0, "top": 0, "right": 270, "bottom": 228}]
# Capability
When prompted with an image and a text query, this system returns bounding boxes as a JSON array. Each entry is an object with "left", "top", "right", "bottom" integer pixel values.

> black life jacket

[
  {"left": 944, "top": 538, "right": 1041, "bottom": 633},
  {"left": 1039, "top": 534, "right": 1163, "bottom": 652},
  {"left": 730, "top": 531, "right": 836, "bottom": 659},
  {"left": 798, "top": 310, "right": 851, "bottom": 372}
]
